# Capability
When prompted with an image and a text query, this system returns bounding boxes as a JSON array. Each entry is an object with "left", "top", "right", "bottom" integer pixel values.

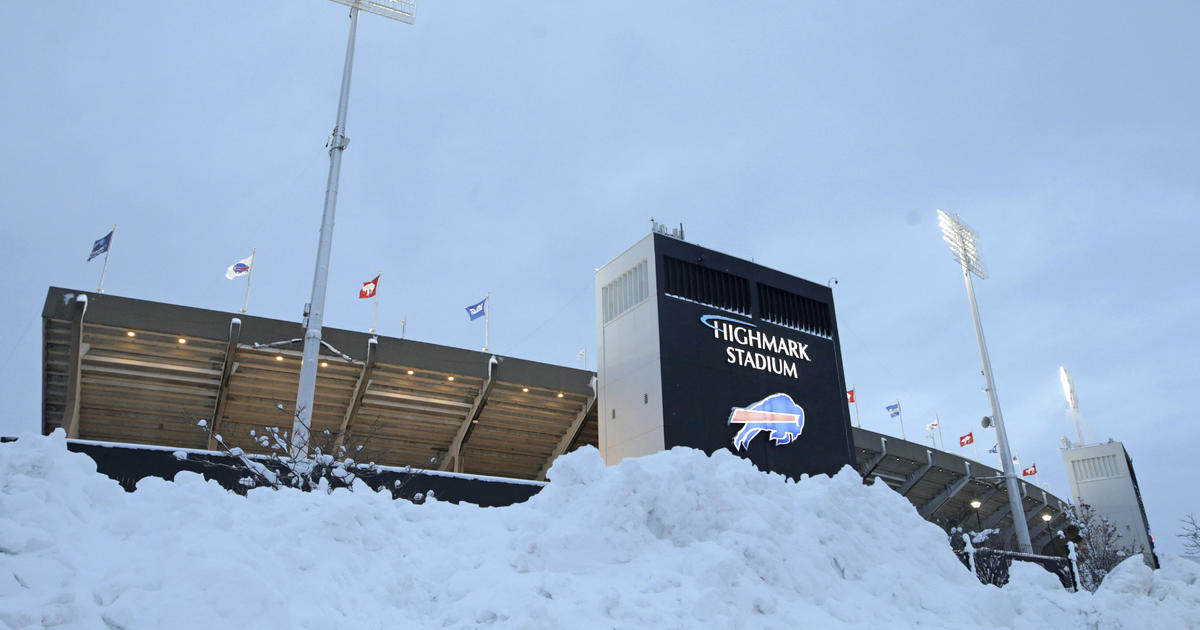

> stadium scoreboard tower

[{"left": 595, "top": 231, "right": 855, "bottom": 479}]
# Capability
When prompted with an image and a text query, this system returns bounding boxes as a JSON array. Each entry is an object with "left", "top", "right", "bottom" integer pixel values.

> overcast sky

[{"left": 1, "top": 1, "right": 1196, "bottom": 553}]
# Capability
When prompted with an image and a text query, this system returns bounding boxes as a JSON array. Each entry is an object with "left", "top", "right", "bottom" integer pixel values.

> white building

[{"left": 1061, "top": 440, "right": 1156, "bottom": 567}]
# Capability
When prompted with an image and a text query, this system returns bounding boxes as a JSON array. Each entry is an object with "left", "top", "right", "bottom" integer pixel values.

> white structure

[
  {"left": 594, "top": 235, "right": 663, "bottom": 465},
  {"left": 1061, "top": 440, "right": 1156, "bottom": 565}
]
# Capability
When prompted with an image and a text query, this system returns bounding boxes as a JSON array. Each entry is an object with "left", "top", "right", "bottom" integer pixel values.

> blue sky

[{"left": 1, "top": 1, "right": 1196, "bottom": 553}]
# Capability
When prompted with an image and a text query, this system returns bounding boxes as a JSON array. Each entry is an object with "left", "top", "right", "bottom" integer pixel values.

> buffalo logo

[
  {"left": 729, "top": 393, "right": 805, "bottom": 451},
  {"left": 232, "top": 263, "right": 250, "bottom": 274}
]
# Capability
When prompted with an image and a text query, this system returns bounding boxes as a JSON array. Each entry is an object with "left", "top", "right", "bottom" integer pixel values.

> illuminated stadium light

[
  {"left": 320, "top": 361, "right": 329, "bottom": 367},
  {"left": 447, "top": 376, "right": 455, "bottom": 381},
  {"left": 276, "top": 356, "right": 284, "bottom": 362},
  {"left": 970, "top": 499, "right": 982, "bottom": 509},
  {"left": 937, "top": 209, "right": 1032, "bottom": 553},
  {"left": 126, "top": 331, "right": 136, "bottom": 337},
  {"left": 522, "top": 387, "right": 529, "bottom": 393},
  {"left": 407, "top": 370, "right": 414, "bottom": 375},
  {"left": 327, "top": 0, "right": 415, "bottom": 23},
  {"left": 1042, "top": 513, "right": 1052, "bottom": 522},
  {"left": 177, "top": 338, "right": 187, "bottom": 344}
]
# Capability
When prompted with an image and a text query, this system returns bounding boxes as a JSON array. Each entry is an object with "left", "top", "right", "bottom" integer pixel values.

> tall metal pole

[
  {"left": 960, "top": 264, "right": 1032, "bottom": 552},
  {"left": 292, "top": 6, "right": 360, "bottom": 457},
  {"left": 483, "top": 292, "right": 490, "bottom": 352},
  {"left": 97, "top": 224, "right": 116, "bottom": 294},
  {"left": 241, "top": 248, "right": 256, "bottom": 314}
]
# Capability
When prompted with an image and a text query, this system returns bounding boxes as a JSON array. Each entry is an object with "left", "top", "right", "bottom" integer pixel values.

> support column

[
  {"left": 333, "top": 337, "right": 378, "bottom": 455},
  {"left": 61, "top": 295, "right": 88, "bottom": 438},
  {"left": 920, "top": 461, "right": 972, "bottom": 519},
  {"left": 860, "top": 437, "right": 888, "bottom": 480},
  {"left": 897, "top": 450, "right": 934, "bottom": 496},
  {"left": 536, "top": 378, "right": 597, "bottom": 481},
  {"left": 440, "top": 357, "right": 499, "bottom": 473},
  {"left": 207, "top": 318, "right": 242, "bottom": 450}
]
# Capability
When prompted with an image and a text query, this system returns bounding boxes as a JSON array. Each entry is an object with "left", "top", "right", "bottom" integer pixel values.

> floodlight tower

[
  {"left": 1059, "top": 366, "right": 1085, "bottom": 446},
  {"left": 937, "top": 209, "right": 1033, "bottom": 553},
  {"left": 292, "top": 0, "right": 416, "bottom": 456}
]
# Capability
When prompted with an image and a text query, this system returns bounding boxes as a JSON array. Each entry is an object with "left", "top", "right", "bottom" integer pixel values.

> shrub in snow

[{"left": 193, "top": 408, "right": 432, "bottom": 494}]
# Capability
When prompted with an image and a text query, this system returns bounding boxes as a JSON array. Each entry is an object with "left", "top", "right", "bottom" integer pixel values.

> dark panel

[{"left": 651, "top": 234, "right": 855, "bottom": 479}]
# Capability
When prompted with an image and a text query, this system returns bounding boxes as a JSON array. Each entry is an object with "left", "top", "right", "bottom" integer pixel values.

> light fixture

[
  {"left": 970, "top": 499, "right": 982, "bottom": 509},
  {"left": 320, "top": 361, "right": 329, "bottom": 367},
  {"left": 447, "top": 376, "right": 455, "bottom": 381},
  {"left": 1042, "top": 513, "right": 1052, "bottom": 522},
  {"left": 556, "top": 392, "right": 564, "bottom": 398},
  {"left": 407, "top": 370, "right": 414, "bottom": 375},
  {"left": 522, "top": 387, "right": 529, "bottom": 393},
  {"left": 276, "top": 356, "right": 284, "bottom": 361},
  {"left": 177, "top": 338, "right": 187, "bottom": 344},
  {"left": 126, "top": 331, "right": 136, "bottom": 337},
  {"left": 938, "top": 208, "right": 1033, "bottom": 553}
]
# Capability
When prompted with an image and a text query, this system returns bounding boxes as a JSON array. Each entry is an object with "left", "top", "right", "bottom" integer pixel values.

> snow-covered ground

[{"left": 2, "top": 431, "right": 1198, "bottom": 629}]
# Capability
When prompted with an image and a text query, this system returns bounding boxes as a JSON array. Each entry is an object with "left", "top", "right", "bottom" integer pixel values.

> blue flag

[
  {"left": 465, "top": 298, "right": 487, "bottom": 321},
  {"left": 988, "top": 443, "right": 998, "bottom": 454},
  {"left": 886, "top": 403, "right": 901, "bottom": 418},
  {"left": 88, "top": 230, "right": 113, "bottom": 261}
]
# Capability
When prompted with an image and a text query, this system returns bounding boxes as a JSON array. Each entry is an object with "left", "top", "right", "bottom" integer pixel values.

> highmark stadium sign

[{"left": 700, "top": 314, "right": 811, "bottom": 379}]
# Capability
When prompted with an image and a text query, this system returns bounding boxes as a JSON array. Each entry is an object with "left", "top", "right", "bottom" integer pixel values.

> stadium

[{"left": 39, "top": 231, "right": 1073, "bottom": 557}]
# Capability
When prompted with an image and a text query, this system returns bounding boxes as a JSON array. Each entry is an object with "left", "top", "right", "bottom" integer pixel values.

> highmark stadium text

[{"left": 703, "top": 315, "right": 811, "bottom": 379}]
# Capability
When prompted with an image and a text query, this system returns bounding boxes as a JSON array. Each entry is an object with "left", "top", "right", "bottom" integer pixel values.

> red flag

[
  {"left": 846, "top": 389, "right": 855, "bottom": 403},
  {"left": 1022, "top": 464, "right": 1037, "bottom": 477},
  {"left": 959, "top": 432, "right": 974, "bottom": 447},
  {"left": 359, "top": 275, "right": 380, "bottom": 299}
]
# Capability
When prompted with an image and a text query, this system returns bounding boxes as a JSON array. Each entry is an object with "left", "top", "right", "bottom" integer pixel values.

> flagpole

[
  {"left": 973, "top": 437, "right": 980, "bottom": 462},
  {"left": 483, "top": 291, "right": 490, "bottom": 352},
  {"left": 852, "top": 384, "right": 861, "bottom": 428},
  {"left": 370, "top": 270, "right": 380, "bottom": 333},
  {"left": 241, "top": 248, "right": 256, "bottom": 314},
  {"left": 896, "top": 399, "right": 906, "bottom": 440},
  {"left": 400, "top": 316, "right": 407, "bottom": 339},
  {"left": 936, "top": 413, "right": 944, "bottom": 450},
  {"left": 97, "top": 224, "right": 116, "bottom": 294}
]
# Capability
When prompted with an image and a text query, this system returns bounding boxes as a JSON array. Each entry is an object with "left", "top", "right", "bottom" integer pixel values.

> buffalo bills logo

[
  {"left": 729, "top": 393, "right": 805, "bottom": 451},
  {"left": 232, "top": 263, "right": 250, "bottom": 274}
]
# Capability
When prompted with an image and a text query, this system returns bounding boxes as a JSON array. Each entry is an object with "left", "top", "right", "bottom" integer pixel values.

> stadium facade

[{"left": 38, "top": 233, "right": 1075, "bottom": 552}]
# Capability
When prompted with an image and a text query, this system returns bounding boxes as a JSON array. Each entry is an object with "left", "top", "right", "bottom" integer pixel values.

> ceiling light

[
  {"left": 126, "top": 331, "right": 136, "bottom": 337},
  {"left": 970, "top": 500, "right": 982, "bottom": 509},
  {"left": 275, "top": 356, "right": 284, "bottom": 361},
  {"left": 177, "top": 338, "right": 187, "bottom": 344},
  {"left": 522, "top": 387, "right": 529, "bottom": 393},
  {"left": 407, "top": 370, "right": 414, "bottom": 375},
  {"left": 1042, "top": 513, "right": 1052, "bottom": 522},
  {"left": 320, "top": 361, "right": 328, "bottom": 367},
  {"left": 557, "top": 392, "right": 564, "bottom": 398},
  {"left": 447, "top": 376, "right": 455, "bottom": 381}
]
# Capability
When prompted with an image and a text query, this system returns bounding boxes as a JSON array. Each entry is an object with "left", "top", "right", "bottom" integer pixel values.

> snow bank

[{"left": 2, "top": 431, "right": 1198, "bottom": 629}]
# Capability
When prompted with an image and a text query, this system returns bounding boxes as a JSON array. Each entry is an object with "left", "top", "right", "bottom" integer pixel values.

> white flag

[{"left": 225, "top": 253, "right": 254, "bottom": 279}]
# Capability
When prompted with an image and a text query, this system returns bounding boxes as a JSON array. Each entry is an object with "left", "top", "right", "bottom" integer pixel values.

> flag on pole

[
  {"left": 359, "top": 275, "right": 380, "bottom": 299},
  {"left": 846, "top": 389, "right": 856, "bottom": 403},
  {"left": 88, "top": 230, "right": 113, "bottom": 261},
  {"left": 960, "top": 432, "right": 974, "bottom": 447},
  {"left": 1022, "top": 464, "right": 1037, "bottom": 477},
  {"left": 988, "top": 443, "right": 998, "bottom": 454},
  {"left": 225, "top": 253, "right": 254, "bottom": 279},
  {"left": 924, "top": 420, "right": 938, "bottom": 431},
  {"left": 886, "top": 403, "right": 900, "bottom": 418},
  {"left": 465, "top": 298, "right": 487, "bottom": 320}
]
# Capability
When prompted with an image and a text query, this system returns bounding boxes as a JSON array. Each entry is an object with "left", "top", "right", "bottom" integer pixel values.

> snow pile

[{"left": 2, "top": 432, "right": 1198, "bottom": 629}]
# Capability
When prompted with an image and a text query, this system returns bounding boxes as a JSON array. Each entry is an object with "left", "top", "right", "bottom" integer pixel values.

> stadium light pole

[
  {"left": 292, "top": 0, "right": 415, "bottom": 457},
  {"left": 937, "top": 209, "right": 1033, "bottom": 553}
]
